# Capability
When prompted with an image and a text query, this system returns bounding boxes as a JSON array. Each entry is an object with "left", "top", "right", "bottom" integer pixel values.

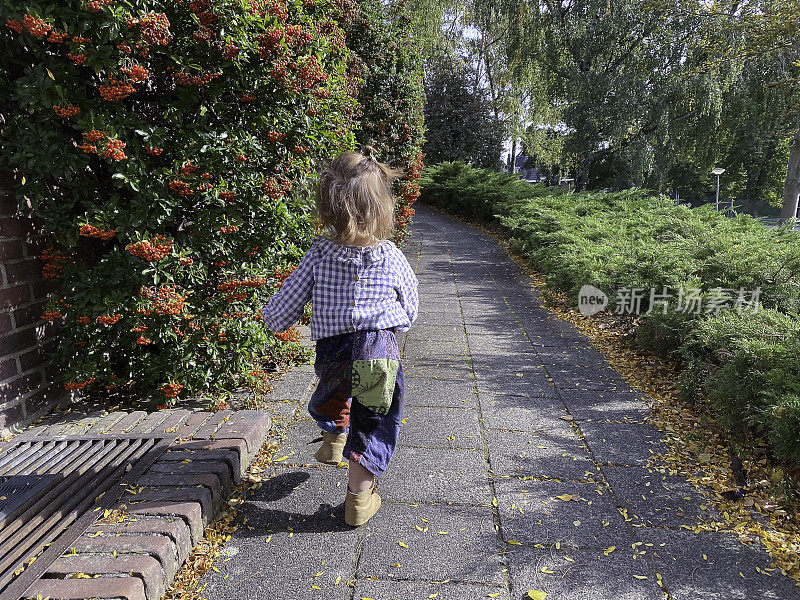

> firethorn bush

[
  {"left": 344, "top": 0, "right": 425, "bottom": 241},
  {"left": 0, "top": 0, "right": 424, "bottom": 403}
]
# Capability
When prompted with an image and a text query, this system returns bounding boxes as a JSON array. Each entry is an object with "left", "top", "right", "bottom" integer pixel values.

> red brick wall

[{"left": 0, "top": 171, "right": 63, "bottom": 436}]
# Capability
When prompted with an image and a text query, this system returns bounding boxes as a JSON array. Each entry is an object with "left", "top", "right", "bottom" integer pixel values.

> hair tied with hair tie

[{"left": 362, "top": 144, "right": 379, "bottom": 163}]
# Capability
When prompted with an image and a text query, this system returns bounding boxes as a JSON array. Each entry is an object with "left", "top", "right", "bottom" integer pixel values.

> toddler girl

[{"left": 261, "top": 146, "right": 418, "bottom": 526}]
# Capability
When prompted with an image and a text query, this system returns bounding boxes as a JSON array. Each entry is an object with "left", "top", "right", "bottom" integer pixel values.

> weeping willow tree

[{"left": 407, "top": 0, "right": 799, "bottom": 206}]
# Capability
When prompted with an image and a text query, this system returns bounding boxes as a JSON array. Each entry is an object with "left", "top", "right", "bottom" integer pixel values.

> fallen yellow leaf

[
  {"left": 528, "top": 591, "right": 548, "bottom": 600},
  {"left": 398, "top": 541, "right": 409, "bottom": 548}
]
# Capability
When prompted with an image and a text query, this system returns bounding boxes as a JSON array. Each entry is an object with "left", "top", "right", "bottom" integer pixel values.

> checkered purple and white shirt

[{"left": 262, "top": 236, "right": 418, "bottom": 341}]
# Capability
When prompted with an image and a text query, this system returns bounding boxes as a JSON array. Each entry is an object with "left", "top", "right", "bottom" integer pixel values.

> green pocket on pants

[{"left": 351, "top": 358, "right": 399, "bottom": 415}]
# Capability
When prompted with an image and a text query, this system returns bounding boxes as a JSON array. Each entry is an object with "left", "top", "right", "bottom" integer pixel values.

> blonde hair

[{"left": 316, "top": 145, "right": 402, "bottom": 246}]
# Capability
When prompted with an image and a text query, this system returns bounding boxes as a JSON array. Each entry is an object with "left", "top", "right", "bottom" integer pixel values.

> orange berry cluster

[
  {"left": 136, "top": 336, "right": 152, "bottom": 345},
  {"left": 290, "top": 56, "right": 327, "bottom": 93},
  {"left": 270, "top": 56, "right": 289, "bottom": 82},
  {"left": 117, "top": 42, "right": 132, "bottom": 54},
  {"left": 399, "top": 205, "right": 415, "bottom": 219},
  {"left": 48, "top": 30, "right": 67, "bottom": 43},
  {"left": 161, "top": 382, "right": 183, "bottom": 398},
  {"left": 216, "top": 277, "right": 266, "bottom": 293},
  {"left": 240, "top": 94, "right": 257, "bottom": 102},
  {"left": 145, "top": 146, "right": 163, "bottom": 156},
  {"left": 293, "top": 144, "right": 309, "bottom": 154},
  {"left": 65, "top": 377, "right": 95, "bottom": 391},
  {"left": 42, "top": 309, "right": 64, "bottom": 321},
  {"left": 267, "top": 130, "right": 286, "bottom": 142},
  {"left": 219, "top": 225, "right": 239, "bottom": 234},
  {"left": 99, "top": 79, "right": 136, "bottom": 101},
  {"left": 262, "top": 176, "right": 291, "bottom": 199},
  {"left": 273, "top": 264, "right": 296, "bottom": 288},
  {"left": 169, "top": 179, "right": 193, "bottom": 196},
  {"left": 120, "top": 63, "right": 149, "bottom": 83},
  {"left": 180, "top": 162, "right": 199, "bottom": 175},
  {"left": 154, "top": 286, "right": 186, "bottom": 314},
  {"left": 275, "top": 328, "right": 300, "bottom": 342},
  {"left": 102, "top": 138, "right": 127, "bottom": 160},
  {"left": 138, "top": 12, "right": 172, "bottom": 46},
  {"left": 236, "top": 154, "right": 247, "bottom": 163},
  {"left": 23, "top": 14, "right": 51, "bottom": 37},
  {"left": 201, "top": 172, "right": 213, "bottom": 180},
  {"left": 197, "top": 182, "right": 213, "bottom": 193},
  {"left": 219, "top": 190, "right": 235, "bottom": 202},
  {"left": 41, "top": 247, "right": 68, "bottom": 279},
  {"left": 54, "top": 104, "right": 80, "bottom": 117},
  {"left": 258, "top": 28, "right": 283, "bottom": 56},
  {"left": 193, "top": 25, "right": 213, "bottom": 43},
  {"left": 130, "top": 324, "right": 148, "bottom": 332},
  {"left": 77, "top": 316, "right": 91, "bottom": 324},
  {"left": 223, "top": 42, "right": 239, "bottom": 59},
  {"left": 79, "top": 224, "right": 117, "bottom": 240},
  {"left": 87, "top": 0, "right": 113, "bottom": 12},
  {"left": 72, "top": 34, "right": 90, "bottom": 44},
  {"left": 180, "top": 257, "right": 194, "bottom": 265},
  {"left": 214, "top": 259, "right": 231, "bottom": 267},
  {"left": 284, "top": 24, "right": 314, "bottom": 49},
  {"left": 68, "top": 53, "right": 87, "bottom": 65},
  {"left": 126, "top": 235, "right": 173, "bottom": 261},
  {"left": 5, "top": 19, "right": 24, "bottom": 33},
  {"left": 172, "top": 70, "right": 222, "bottom": 85},
  {"left": 85, "top": 129, "right": 105, "bottom": 142},
  {"left": 97, "top": 313, "right": 121, "bottom": 325}
]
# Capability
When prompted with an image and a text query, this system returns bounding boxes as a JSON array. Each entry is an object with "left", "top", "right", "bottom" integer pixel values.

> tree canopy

[{"left": 408, "top": 0, "right": 800, "bottom": 213}]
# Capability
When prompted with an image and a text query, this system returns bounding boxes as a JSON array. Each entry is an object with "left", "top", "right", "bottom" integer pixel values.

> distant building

[{"left": 507, "top": 151, "right": 546, "bottom": 182}]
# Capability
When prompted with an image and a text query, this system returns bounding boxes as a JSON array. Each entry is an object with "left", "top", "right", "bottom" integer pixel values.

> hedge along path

[{"left": 188, "top": 205, "right": 800, "bottom": 600}]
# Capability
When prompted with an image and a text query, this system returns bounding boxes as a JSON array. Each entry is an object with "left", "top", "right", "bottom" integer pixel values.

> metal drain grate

[{"left": 0, "top": 434, "right": 174, "bottom": 600}]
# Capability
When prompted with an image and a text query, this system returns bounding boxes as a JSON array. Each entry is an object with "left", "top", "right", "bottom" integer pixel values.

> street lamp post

[{"left": 712, "top": 167, "right": 726, "bottom": 211}]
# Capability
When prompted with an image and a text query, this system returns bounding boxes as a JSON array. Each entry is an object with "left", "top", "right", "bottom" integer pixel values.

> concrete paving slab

[
  {"left": 558, "top": 389, "right": 652, "bottom": 423},
  {"left": 399, "top": 405, "right": 482, "bottom": 449},
  {"left": 358, "top": 502, "right": 504, "bottom": 585},
  {"left": 379, "top": 446, "right": 493, "bottom": 505},
  {"left": 602, "top": 465, "right": 720, "bottom": 528},
  {"left": 637, "top": 529, "right": 800, "bottom": 600},
  {"left": 404, "top": 376, "right": 478, "bottom": 408},
  {"left": 486, "top": 428, "right": 596, "bottom": 481},
  {"left": 507, "top": 545, "right": 664, "bottom": 600},
  {"left": 479, "top": 393, "right": 569, "bottom": 431},
  {"left": 351, "top": 578, "right": 510, "bottom": 600},
  {"left": 402, "top": 357, "right": 473, "bottom": 380},
  {"left": 494, "top": 477, "right": 635, "bottom": 549},
  {"left": 579, "top": 420, "right": 669, "bottom": 466}
]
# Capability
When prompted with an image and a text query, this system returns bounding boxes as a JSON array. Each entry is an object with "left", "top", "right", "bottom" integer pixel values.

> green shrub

[{"left": 0, "top": 0, "right": 424, "bottom": 403}]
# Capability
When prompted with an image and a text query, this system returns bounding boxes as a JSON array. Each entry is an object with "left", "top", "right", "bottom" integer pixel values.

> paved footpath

[{"left": 200, "top": 205, "right": 800, "bottom": 600}]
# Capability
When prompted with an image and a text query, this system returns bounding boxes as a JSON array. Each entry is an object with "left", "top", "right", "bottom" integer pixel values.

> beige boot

[
  {"left": 344, "top": 484, "right": 381, "bottom": 526},
  {"left": 313, "top": 431, "right": 346, "bottom": 464}
]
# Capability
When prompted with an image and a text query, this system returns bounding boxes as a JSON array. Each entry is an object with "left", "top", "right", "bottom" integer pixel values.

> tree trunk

[
  {"left": 509, "top": 138, "right": 517, "bottom": 173},
  {"left": 779, "top": 112, "right": 800, "bottom": 223}
]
